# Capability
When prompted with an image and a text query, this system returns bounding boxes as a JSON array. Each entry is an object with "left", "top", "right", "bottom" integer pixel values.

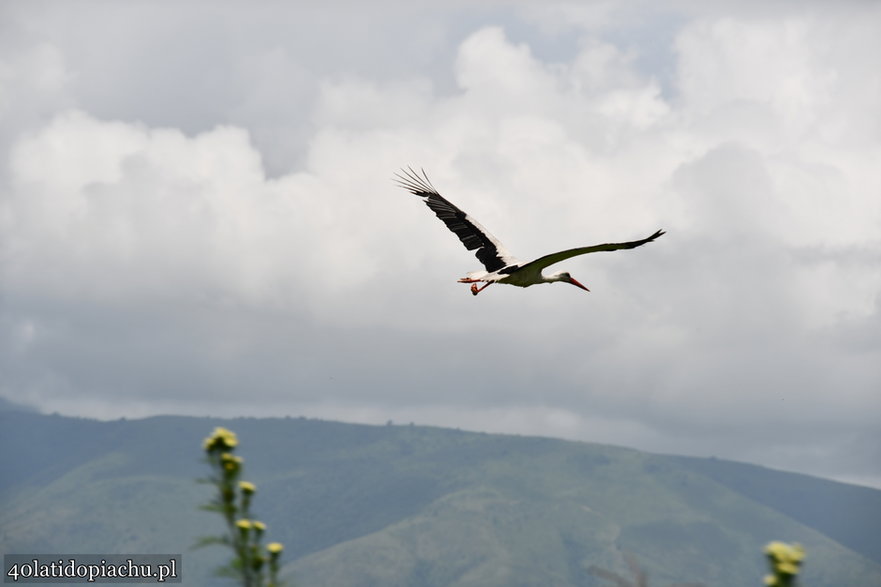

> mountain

[
  {"left": 1, "top": 411, "right": 879, "bottom": 586},
  {"left": 0, "top": 396, "right": 38, "bottom": 414}
]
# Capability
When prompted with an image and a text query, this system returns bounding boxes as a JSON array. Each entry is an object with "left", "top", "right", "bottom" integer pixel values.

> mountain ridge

[{"left": 1, "top": 410, "right": 879, "bottom": 586}]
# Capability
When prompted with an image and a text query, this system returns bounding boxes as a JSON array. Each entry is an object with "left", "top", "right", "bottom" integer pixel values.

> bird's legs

[
  {"left": 457, "top": 277, "right": 492, "bottom": 296},
  {"left": 470, "top": 282, "right": 491, "bottom": 296}
]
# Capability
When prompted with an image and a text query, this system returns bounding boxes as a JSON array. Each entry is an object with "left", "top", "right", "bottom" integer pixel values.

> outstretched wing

[
  {"left": 394, "top": 167, "right": 520, "bottom": 272},
  {"left": 520, "top": 229, "right": 665, "bottom": 273}
]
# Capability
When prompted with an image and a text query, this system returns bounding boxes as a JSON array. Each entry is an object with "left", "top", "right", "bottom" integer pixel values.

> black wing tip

[
  {"left": 393, "top": 166, "right": 439, "bottom": 197},
  {"left": 650, "top": 229, "right": 666, "bottom": 240}
]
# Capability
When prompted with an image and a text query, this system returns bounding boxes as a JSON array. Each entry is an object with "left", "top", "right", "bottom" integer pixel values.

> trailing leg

[{"left": 470, "top": 282, "right": 491, "bottom": 296}]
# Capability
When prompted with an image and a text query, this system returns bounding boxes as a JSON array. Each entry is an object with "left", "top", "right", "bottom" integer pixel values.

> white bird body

[{"left": 395, "top": 167, "right": 664, "bottom": 295}]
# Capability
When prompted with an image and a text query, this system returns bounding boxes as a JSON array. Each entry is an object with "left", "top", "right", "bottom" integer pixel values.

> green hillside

[{"left": 1, "top": 410, "right": 880, "bottom": 586}]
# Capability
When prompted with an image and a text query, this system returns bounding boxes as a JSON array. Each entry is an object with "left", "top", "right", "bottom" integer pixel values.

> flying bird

[{"left": 395, "top": 167, "right": 664, "bottom": 296}]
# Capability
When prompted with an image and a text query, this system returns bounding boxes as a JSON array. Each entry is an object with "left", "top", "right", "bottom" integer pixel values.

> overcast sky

[{"left": 1, "top": 0, "right": 879, "bottom": 488}]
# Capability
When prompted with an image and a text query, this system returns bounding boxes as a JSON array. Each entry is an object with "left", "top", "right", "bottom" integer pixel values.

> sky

[{"left": 1, "top": 0, "right": 880, "bottom": 488}]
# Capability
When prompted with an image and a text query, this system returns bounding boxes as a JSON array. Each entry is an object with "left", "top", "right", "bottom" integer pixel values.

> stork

[{"left": 395, "top": 167, "right": 664, "bottom": 296}]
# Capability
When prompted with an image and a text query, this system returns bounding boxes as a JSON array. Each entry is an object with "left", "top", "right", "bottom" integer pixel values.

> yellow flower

[
  {"left": 203, "top": 427, "right": 238, "bottom": 452},
  {"left": 236, "top": 519, "right": 252, "bottom": 532},
  {"left": 253, "top": 520, "right": 266, "bottom": 532},
  {"left": 239, "top": 481, "right": 257, "bottom": 494},
  {"left": 221, "top": 453, "right": 243, "bottom": 473},
  {"left": 765, "top": 541, "right": 805, "bottom": 578},
  {"left": 267, "top": 542, "right": 284, "bottom": 554}
]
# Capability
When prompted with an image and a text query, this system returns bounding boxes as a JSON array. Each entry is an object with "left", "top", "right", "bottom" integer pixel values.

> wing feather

[
  {"left": 395, "top": 167, "right": 519, "bottom": 272},
  {"left": 521, "top": 229, "right": 665, "bottom": 273}
]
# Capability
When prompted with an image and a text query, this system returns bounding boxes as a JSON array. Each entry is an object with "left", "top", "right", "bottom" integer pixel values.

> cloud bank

[{"left": 1, "top": 1, "right": 879, "bottom": 486}]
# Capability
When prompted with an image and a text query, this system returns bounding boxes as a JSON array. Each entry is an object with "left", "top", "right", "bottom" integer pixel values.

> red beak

[{"left": 568, "top": 277, "right": 590, "bottom": 292}]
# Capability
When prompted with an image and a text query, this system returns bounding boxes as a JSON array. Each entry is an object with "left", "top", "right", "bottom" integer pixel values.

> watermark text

[{"left": 4, "top": 555, "right": 181, "bottom": 583}]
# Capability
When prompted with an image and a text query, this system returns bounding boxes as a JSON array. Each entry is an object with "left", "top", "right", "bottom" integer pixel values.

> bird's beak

[{"left": 568, "top": 277, "right": 590, "bottom": 292}]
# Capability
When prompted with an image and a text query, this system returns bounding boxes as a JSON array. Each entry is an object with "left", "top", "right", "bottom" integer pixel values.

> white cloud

[
  {"left": 1, "top": 2, "right": 880, "bottom": 486},
  {"left": 6, "top": 112, "right": 269, "bottom": 301}
]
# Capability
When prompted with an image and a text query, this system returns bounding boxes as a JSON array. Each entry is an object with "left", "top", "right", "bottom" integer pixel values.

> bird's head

[{"left": 551, "top": 271, "right": 590, "bottom": 292}]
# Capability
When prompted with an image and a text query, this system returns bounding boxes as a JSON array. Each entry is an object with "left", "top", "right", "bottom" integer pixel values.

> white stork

[{"left": 395, "top": 167, "right": 664, "bottom": 296}]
